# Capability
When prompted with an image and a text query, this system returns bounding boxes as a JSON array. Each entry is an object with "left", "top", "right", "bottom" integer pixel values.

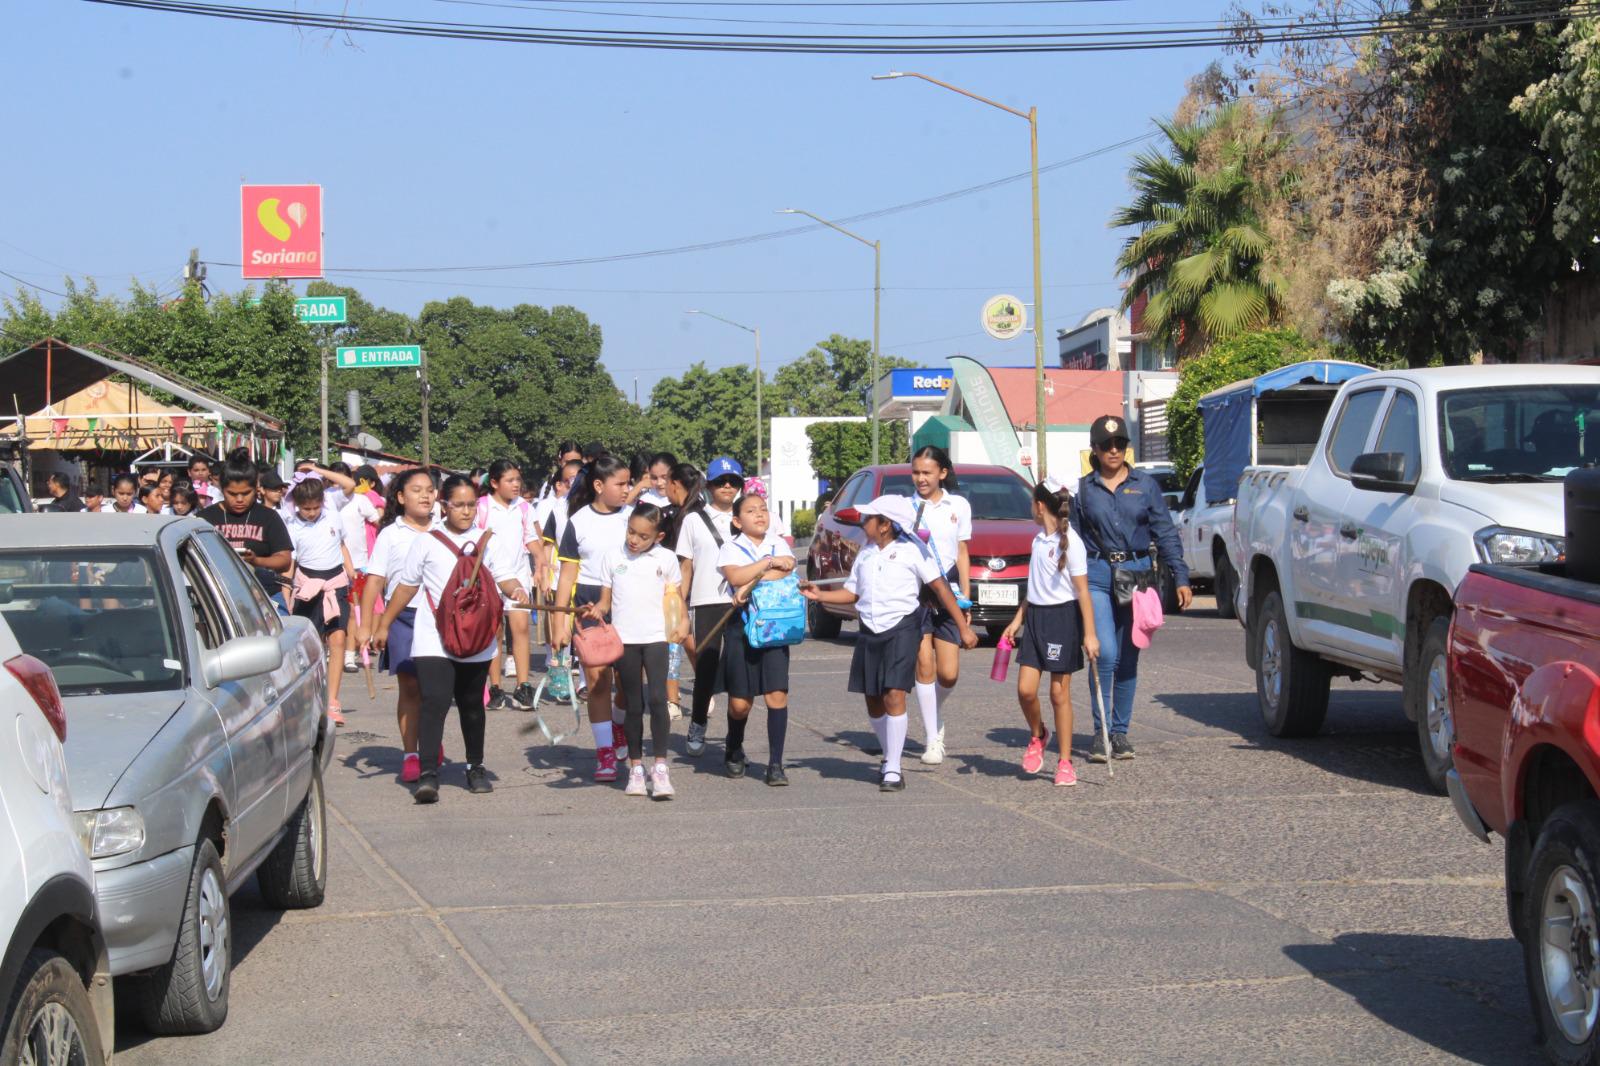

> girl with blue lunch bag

[{"left": 715, "top": 494, "right": 802, "bottom": 785}]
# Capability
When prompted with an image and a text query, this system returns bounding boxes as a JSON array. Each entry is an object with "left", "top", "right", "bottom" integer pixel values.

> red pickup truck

[{"left": 1449, "top": 540, "right": 1600, "bottom": 1060}]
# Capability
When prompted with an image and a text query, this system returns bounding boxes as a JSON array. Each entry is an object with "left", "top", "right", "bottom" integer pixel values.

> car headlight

[
  {"left": 75, "top": 807, "right": 146, "bottom": 859},
  {"left": 1474, "top": 526, "right": 1566, "bottom": 565}
]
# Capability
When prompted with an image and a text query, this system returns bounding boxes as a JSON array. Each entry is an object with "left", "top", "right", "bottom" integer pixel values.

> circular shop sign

[{"left": 982, "top": 294, "right": 1026, "bottom": 341}]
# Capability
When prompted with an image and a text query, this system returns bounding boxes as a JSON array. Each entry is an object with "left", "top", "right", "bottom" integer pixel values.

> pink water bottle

[{"left": 990, "top": 636, "right": 1013, "bottom": 682}]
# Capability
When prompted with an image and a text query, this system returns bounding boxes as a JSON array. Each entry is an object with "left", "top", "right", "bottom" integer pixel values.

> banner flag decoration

[
  {"left": 52, "top": 417, "right": 68, "bottom": 437},
  {"left": 86, "top": 417, "right": 99, "bottom": 433},
  {"left": 169, "top": 415, "right": 187, "bottom": 438}
]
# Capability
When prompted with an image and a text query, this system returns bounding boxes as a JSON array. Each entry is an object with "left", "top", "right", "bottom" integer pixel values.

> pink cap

[{"left": 1130, "top": 586, "right": 1165, "bottom": 649}]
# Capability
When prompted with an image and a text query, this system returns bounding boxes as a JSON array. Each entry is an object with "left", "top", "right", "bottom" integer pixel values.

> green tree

[
  {"left": 805, "top": 419, "right": 910, "bottom": 483},
  {"left": 1164, "top": 327, "right": 1318, "bottom": 479},
  {"left": 770, "top": 334, "right": 917, "bottom": 417},
  {"left": 645, "top": 361, "right": 761, "bottom": 465}
]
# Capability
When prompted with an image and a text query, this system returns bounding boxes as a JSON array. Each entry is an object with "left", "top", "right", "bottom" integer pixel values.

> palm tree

[{"left": 1114, "top": 103, "right": 1294, "bottom": 359}]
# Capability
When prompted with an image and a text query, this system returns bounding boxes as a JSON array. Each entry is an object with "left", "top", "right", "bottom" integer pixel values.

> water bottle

[{"left": 990, "top": 635, "right": 1013, "bottom": 682}]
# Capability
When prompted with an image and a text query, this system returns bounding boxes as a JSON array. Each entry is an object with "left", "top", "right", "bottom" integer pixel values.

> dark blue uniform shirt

[{"left": 1071, "top": 465, "right": 1189, "bottom": 587}]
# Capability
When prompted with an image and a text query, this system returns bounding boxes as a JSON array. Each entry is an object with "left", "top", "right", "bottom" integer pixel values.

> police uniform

[{"left": 846, "top": 535, "right": 944, "bottom": 696}]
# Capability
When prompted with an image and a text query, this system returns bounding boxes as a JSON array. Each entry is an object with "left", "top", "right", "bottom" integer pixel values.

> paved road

[{"left": 115, "top": 599, "right": 1534, "bottom": 1064}]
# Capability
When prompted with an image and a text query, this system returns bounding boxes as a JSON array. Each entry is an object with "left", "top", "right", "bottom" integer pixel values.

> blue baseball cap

[{"left": 706, "top": 457, "right": 745, "bottom": 483}]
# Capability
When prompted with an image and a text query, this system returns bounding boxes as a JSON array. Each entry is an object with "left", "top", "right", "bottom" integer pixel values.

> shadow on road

[{"left": 1283, "top": 934, "right": 1530, "bottom": 1063}]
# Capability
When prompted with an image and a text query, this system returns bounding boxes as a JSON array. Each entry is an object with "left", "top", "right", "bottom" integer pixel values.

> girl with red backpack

[{"left": 374, "top": 475, "right": 529, "bottom": 804}]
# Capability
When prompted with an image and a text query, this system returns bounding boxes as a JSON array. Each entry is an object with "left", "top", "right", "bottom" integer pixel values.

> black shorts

[
  {"left": 1016, "top": 601, "right": 1085, "bottom": 674},
  {"left": 719, "top": 612, "right": 790, "bottom": 699},
  {"left": 848, "top": 611, "right": 922, "bottom": 696}
]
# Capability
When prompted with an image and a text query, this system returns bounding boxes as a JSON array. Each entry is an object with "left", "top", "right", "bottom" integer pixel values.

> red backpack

[{"left": 424, "top": 530, "right": 504, "bottom": 659}]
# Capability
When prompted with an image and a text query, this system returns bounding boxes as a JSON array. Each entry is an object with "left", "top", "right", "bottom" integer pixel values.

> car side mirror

[
  {"left": 1350, "top": 452, "right": 1416, "bottom": 494},
  {"left": 203, "top": 635, "right": 283, "bottom": 687},
  {"left": 834, "top": 506, "right": 862, "bottom": 526}
]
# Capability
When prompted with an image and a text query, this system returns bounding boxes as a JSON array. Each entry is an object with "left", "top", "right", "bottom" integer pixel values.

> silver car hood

[{"left": 62, "top": 691, "right": 186, "bottom": 810}]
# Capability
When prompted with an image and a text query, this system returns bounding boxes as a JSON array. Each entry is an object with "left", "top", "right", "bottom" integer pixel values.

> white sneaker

[
  {"left": 667, "top": 701, "right": 682, "bottom": 722},
  {"left": 920, "top": 726, "right": 946, "bottom": 765},
  {"left": 650, "top": 763, "right": 675, "bottom": 799},
  {"left": 624, "top": 765, "right": 648, "bottom": 797}
]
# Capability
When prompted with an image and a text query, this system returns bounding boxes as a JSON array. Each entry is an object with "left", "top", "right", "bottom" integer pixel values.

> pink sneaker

[
  {"left": 594, "top": 745, "right": 618, "bottom": 782},
  {"left": 327, "top": 701, "right": 346, "bottom": 727},
  {"left": 1022, "top": 733, "right": 1047, "bottom": 775},
  {"left": 1053, "top": 758, "right": 1078, "bottom": 787},
  {"left": 401, "top": 752, "right": 421, "bottom": 783}
]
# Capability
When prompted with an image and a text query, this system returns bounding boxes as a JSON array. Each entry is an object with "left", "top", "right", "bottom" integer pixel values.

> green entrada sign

[
  {"left": 335, "top": 345, "right": 422, "bottom": 369},
  {"left": 295, "top": 296, "right": 346, "bottom": 324}
]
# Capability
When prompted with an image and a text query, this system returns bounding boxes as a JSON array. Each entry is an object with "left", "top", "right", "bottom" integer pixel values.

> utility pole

[
  {"left": 319, "top": 338, "right": 329, "bottom": 463},
  {"left": 418, "top": 349, "right": 432, "bottom": 470},
  {"left": 182, "top": 247, "right": 208, "bottom": 300}
]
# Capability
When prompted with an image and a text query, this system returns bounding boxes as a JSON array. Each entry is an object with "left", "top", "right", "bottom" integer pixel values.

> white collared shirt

[
  {"left": 476, "top": 494, "right": 539, "bottom": 579},
  {"left": 714, "top": 531, "right": 793, "bottom": 599},
  {"left": 844, "top": 536, "right": 942, "bottom": 634},
  {"left": 911, "top": 491, "right": 972, "bottom": 577},
  {"left": 286, "top": 508, "right": 346, "bottom": 571},
  {"left": 598, "top": 544, "right": 682, "bottom": 644},
  {"left": 395, "top": 525, "right": 520, "bottom": 662},
  {"left": 1027, "top": 527, "right": 1089, "bottom": 605},
  {"left": 676, "top": 506, "right": 736, "bottom": 607}
]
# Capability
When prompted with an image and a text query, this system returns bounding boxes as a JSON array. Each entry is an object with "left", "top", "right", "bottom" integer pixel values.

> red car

[{"left": 805, "top": 463, "right": 1037, "bottom": 641}]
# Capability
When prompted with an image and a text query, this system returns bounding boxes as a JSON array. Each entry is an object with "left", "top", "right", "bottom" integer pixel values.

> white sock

[
  {"left": 593, "top": 722, "right": 614, "bottom": 750},
  {"left": 611, "top": 703, "right": 625, "bottom": 726},
  {"left": 914, "top": 680, "right": 938, "bottom": 740},
  {"left": 935, "top": 683, "right": 953, "bottom": 733},
  {"left": 868, "top": 713, "right": 888, "bottom": 751},
  {"left": 884, "top": 714, "right": 909, "bottom": 778}
]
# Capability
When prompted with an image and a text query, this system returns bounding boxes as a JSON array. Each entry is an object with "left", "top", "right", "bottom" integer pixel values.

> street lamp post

[
  {"left": 779, "top": 209, "right": 882, "bottom": 466},
  {"left": 685, "top": 310, "right": 763, "bottom": 475},
  {"left": 874, "top": 71, "right": 1048, "bottom": 479}
]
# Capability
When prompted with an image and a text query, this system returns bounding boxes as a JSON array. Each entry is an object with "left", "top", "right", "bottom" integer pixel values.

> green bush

[
  {"left": 790, "top": 508, "right": 816, "bottom": 539},
  {"left": 805, "top": 420, "right": 910, "bottom": 482},
  {"left": 1166, "top": 329, "right": 1319, "bottom": 479}
]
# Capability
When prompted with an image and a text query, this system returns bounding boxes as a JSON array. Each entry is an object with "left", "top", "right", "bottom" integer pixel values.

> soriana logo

[{"left": 241, "top": 184, "right": 323, "bottom": 279}]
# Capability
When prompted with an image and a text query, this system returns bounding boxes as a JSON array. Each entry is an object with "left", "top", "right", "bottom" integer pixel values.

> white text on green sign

[
  {"left": 295, "top": 297, "right": 346, "bottom": 324},
  {"left": 336, "top": 345, "right": 422, "bottom": 369}
]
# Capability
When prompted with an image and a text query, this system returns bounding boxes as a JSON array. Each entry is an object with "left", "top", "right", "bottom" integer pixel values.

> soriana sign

[{"left": 241, "top": 184, "right": 323, "bottom": 279}]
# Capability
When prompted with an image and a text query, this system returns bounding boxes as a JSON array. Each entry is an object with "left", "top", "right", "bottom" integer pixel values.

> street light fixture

[
  {"left": 875, "top": 70, "right": 1049, "bottom": 479},
  {"left": 684, "top": 309, "right": 764, "bottom": 476},
  {"left": 778, "top": 208, "right": 882, "bottom": 465}
]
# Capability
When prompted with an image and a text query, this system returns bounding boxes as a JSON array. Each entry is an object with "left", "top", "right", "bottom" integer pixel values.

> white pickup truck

[{"left": 1233, "top": 365, "right": 1599, "bottom": 790}]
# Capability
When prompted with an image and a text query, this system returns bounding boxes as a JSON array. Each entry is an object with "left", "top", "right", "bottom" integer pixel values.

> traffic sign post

[{"left": 335, "top": 345, "right": 422, "bottom": 369}]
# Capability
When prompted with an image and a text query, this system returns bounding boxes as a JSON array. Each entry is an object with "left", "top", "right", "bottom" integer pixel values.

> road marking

[{"left": 327, "top": 803, "right": 569, "bottom": 1066}]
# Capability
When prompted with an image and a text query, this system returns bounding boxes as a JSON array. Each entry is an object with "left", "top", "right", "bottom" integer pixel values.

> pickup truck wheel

[
  {"left": 1255, "top": 589, "right": 1331, "bottom": 737},
  {"left": 1213, "top": 547, "right": 1238, "bottom": 621},
  {"left": 257, "top": 761, "right": 328, "bottom": 909},
  {"left": 1409, "top": 616, "right": 1454, "bottom": 793},
  {"left": 1524, "top": 802, "right": 1600, "bottom": 1063},
  {"left": 807, "top": 594, "right": 842, "bottom": 640},
  {"left": 1, "top": 949, "right": 106, "bottom": 1066},
  {"left": 137, "top": 839, "right": 230, "bottom": 1035}
]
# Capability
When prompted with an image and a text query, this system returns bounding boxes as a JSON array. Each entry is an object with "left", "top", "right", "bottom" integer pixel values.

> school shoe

[
  {"left": 624, "top": 765, "right": 648, "bottom": 797},
  {"left": 343, "top": 651, "right": 358, "bottom": 674},
  {"left": 1054, "top": 759, "right": 1078, "bottom": 787},
  {"left": 765, "top": 762, "right": 788, "bottom": 787},
  {"left": 1022, "top": 731, "right": 1049, "bottom": 775},
  {"left": 594, "top": 746, "right": 619, "bottom": 783},
  {"left": 667, "top": 700, "right": 682, "bottom": 722},
  {"left": 686, "top": 722, "right": 707, "bottom": 756},
  {"left": 1088, "top": 735, "right": 1110, "bottom": 764},
  {"left": 650, "top": 763, "right": 675, "bottom": 799},
  {"left": 512, "top": 682, "right": 537, "bottom": 711},
  {"left": 400, "top": 753, "right": 421, "bottom": 784},
  {"left": 879, "top": 771, "right": 905, "bottom": 793},
  {"left": 466, "top": 765, "right": 493, "bottom": 794},
  {"left": 725, "top": 747, "right": 747, "bottom": 779},
  {"left": 413, "top": 773, "right": 439, "bottom": 804},
  {"left": 920, "top": 726, "right": 946, "bottom": 765},
  {"left": 327, "top": 701, "right": 346, "bottom": 727},
  {"left": 1111, "top": 734, "right": 1136, "bottom": 760}
]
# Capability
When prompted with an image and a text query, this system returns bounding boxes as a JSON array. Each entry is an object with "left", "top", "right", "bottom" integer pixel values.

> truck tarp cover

[{"left": 1198, "top": 360, "right": 1374, "bottom": 505}]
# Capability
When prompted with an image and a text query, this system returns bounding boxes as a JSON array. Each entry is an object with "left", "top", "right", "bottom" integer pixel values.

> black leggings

[
  {"left": 616, "top": 642, "right": 671, "bottom": 760},
  {"left": 415, "top": 656, "right": 490, "bottom": 774},
  {"left": 690, "top": 603, "right": 728, "bottom": 726}
]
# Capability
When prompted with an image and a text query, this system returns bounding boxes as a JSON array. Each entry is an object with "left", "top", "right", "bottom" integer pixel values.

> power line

[{"left": 0, "top": 268, "right": 70, "bottom": 299}]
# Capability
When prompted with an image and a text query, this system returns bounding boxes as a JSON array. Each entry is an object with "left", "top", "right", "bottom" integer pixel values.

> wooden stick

[{"left": 692, "top": 578, "right": 761, "bottom": 652}]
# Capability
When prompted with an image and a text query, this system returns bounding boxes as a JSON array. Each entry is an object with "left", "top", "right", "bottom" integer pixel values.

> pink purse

[{"left": 572, "top": 619, "right": 624, "bottom": 667}]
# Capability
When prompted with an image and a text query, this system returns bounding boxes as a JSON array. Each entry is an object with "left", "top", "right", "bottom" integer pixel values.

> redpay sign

[{"left": 240, "top": 184, "right": 323, "bottom": 279}]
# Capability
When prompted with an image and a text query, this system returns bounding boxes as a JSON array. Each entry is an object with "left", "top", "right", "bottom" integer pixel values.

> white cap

[{"left": 855, "top": 494, "right": 919, "bottom": 529}]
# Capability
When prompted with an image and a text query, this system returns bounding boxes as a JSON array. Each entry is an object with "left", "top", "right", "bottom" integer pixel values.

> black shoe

[
  {"left": 1111, "top": 734, "right": 1136, "bottom": 760},
  {"left": 413, "top": 773, "right": 439, "bottom": 804},
  {"left": 512, "top": 682, "right": 537, "bottom": 711},
  {"left": 1088, "top": 735, "right": 1110, "bottom": 764},
  {"left": 879, "top": 771, "right": 905, "bottom": 792},
  {"left": 765, "top": 762, "right": 788, "bottom": 787},
  {"left": 725, "top": 748, "right": 747, "bottom": 778},
  {"left": 466, "top": 765, "right": 494, "bottom": 794},
  {"left": 487, "top": 690, "right": 512, "bottom": 711}
]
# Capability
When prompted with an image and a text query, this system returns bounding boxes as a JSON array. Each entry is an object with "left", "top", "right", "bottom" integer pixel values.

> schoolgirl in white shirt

[
  {"left": 1000, "top": 478, "right": 1100, "bottom": 787},
  {"left": 583, "top": 504, "right": 688, "bottom": 799},
  {"left": 803, "top": 495, "right": 977, "bottom": 791},
  {"left": 714, "top": 494, "right": 797, "bottom": 785},
  {"left": 671, "top": 462, "right": 739, "bottom": 756},
  {"left": 285, "top": 478, "right": 355, "bottom": 725},
  {"left": 477, "top": 460, "right": 543, "bottom": 712},
  {"left": 358, "top": 469, "right": 439, "bottom": 784},
  {"left": 907, "top": 445, "right": 973, "bottom": 766}
]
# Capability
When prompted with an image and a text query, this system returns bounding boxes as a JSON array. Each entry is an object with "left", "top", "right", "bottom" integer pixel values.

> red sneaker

[
  {"left": 594, "top": 745, "right": 618, "bottom": 782},
  {"left": 1022, "top": 733, "right": 1048, "bottom": 775},
  {"left": 1053, "top": 758, "right": 1078, "bottom": 787},
  {"left": 327, "top": 701, "right": 346, "bottom": 727},
  {"left": 401, "top": 752, "right": 421, "bottom": 784}
]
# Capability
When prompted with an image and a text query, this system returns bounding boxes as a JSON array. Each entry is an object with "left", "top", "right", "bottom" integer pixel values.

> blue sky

[{"left": 4, "top": 0, "right": 1225, "bottom": 399}]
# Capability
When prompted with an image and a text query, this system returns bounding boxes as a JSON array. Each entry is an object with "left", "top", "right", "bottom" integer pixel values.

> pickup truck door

[
  {"left": 1291, "top": 387, "right": 1387, "bottom": 653},
  {"left": 1335, "top": 386, "right": 1424, "bottom": 665},
  {"left": 1174, "top": 469, "right": 1209, "bottom": 578}
]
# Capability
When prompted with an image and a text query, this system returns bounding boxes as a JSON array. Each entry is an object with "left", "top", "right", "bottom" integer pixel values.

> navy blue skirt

[
  {"left": 849, "top": 611, "right": 922, "bottom": 696},
  {"left": 719, "top": 611, "right": 790, "bottom": 698},
  {"left": 1016, "top": 601, "right": 1085, "bottom": 674},
  {"left": 919, "top": 565, "right": 964, "bottom": 645},
  {"left": 380, "top": 607, "right": 418, "bottom": 676}
]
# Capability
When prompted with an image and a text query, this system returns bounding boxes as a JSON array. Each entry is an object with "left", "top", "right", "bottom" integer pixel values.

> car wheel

[
  {"left": 1524, "top": 802, "right": 1600, "bottom": 1064},
  {"left": 137, "top": 838, "right": 230, "bottom": 1035},
  {"left": 1255, "top": 589, "right": 1331, "bottom": 737},
  {"left": 258, "top": 762, "right": 328, "bottom": 909},
  {"left": 807, "top": 593, "right": 842, "bottom": 640},
  {"left": 1213, "top": 546, "right": 1238, "bottom": 621},
  {"left": 1, "top": 949, "right": 106, "bottom": 1066},
  {"left": 1408, "top": 615, "right": 1453, "bottom": 794}
]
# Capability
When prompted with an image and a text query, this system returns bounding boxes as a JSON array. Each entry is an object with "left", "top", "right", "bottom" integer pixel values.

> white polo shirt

[
  {"left": 394, "top": 526, "right": 519, "bottom": 662},
  {"left": 1027, "top": 527, "right": 1089, "bottom": 605},
  {"left": 366, "top": 519, "right": 434, "bottom": 585},
  {"left": 475, "top": 494, "right": 540, "bottom": 581},
  {"left": 557, "top": 503, "right": 633, "bottom": 586},
  {"left": 844, "top": 537, "right": 943, "bottom": 634},
  {"left": 715, "top": 531, "right": 794, "bottom": 600},
  {"left": 341, "top": 492, "right": 382, "bottom": 570},
  {"left": 286, "top": 509, "right": 346, "bottom": 571},
  {"left": 598, "top": 544, "right": 682, "bottom": 645},
  {"left": 911, "top": 491, "right": 972, "bottom": 577},
  {"left": 675, "top": 506, "right": 736, "bottom": 607}
]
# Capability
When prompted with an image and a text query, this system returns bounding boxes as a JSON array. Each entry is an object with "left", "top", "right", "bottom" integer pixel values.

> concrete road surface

[{"left": 114, "top": 600, "right": 1534, "bottom": 1064}]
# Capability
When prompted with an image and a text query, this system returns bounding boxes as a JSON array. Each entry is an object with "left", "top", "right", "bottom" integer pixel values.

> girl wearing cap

[
  {"left": 803, "top": 495, "right": 977, "bottom": 790},
  {"left": 906, "top": 444, "right": 972, "bottom": 766},
  {"left": 1001, "top": 478, "right": 1099, "bottom": 785},
  {"left": 676, "top": 457, "right": 743, "bottom": 757},
  {"left": 1074, "top": 414, "right": 1191, "bottom": 762}
]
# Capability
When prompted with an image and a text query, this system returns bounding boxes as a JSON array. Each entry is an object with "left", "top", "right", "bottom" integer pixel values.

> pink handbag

[{"left": 572, "top": 619, "right": 624, "bottom": 667}]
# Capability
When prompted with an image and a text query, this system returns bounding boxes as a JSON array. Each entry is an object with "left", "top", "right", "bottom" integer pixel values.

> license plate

[{"left": 976, "top": 583, "right": 1018, "bottom": 607}]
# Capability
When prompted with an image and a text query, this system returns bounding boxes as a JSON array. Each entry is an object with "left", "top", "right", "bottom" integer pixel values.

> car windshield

[
  {"left": 0, "top": 472, "right": 24, "bottom": 514},
  {"left": 878, "top": 473, "right": 1034, "bottom": 520},
  {"left": 0, "top": 549, "right": 183, "bottom": 695},
  {"left": 1440, "top": 384, "right": 1600, "bottom": 482}
]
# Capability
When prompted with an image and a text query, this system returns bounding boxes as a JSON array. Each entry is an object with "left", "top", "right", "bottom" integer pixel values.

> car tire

[
  {"left": 1254, "top": 589, "right": 1331, "bottom": 737},
  {"left": 1523, "top": 802, "right": 1600, "bottom": 1064},
  {"left": 1, "top": 948, "right": 106, "bottom": 1066},
  {"left": 137, "top": 838, "right": 230, "bottom": 1035},
  {"left": 258, "top": 762, "right": 328, "bottom": 910},
  {"left": 808, "top": 594, "right": 842, "bottom": 640},
  {"left": 1408, "top": 615, "right": 1453, "bottom": 794},
  {"left": 1213, "top": 546, "right": 1238, "bottom": 621}
]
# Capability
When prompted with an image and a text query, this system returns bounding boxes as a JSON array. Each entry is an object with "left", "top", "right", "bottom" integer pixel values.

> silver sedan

[{"left": 0, "top": 514, "right": 334, "bottom": 1036}]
